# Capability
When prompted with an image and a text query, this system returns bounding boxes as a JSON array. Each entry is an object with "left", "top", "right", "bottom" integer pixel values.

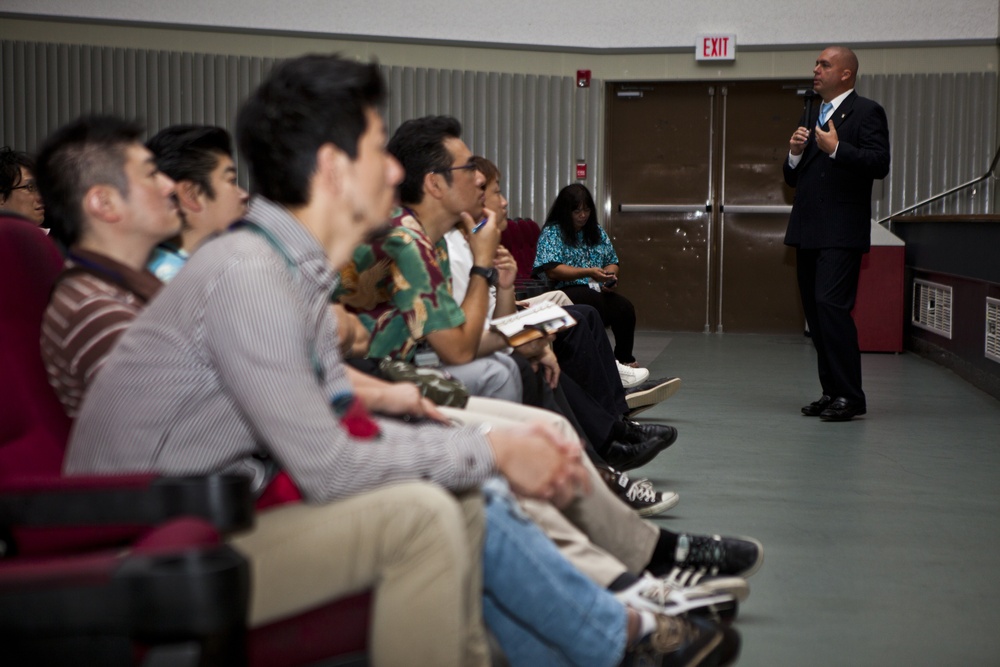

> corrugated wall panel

[
  {"left": 375, "top": 63, "right": 601, "bottom": 222},
  {"left": 22, "top": 39, "right": 991, "bottom": 225},
  {"left": 859, "top": 72, "right": 997, "bottom": 221}
]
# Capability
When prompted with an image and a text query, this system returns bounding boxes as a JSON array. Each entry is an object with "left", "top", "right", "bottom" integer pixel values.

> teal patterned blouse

[{"left": 533, "top": 224, "right": 619, "bottom": 288}]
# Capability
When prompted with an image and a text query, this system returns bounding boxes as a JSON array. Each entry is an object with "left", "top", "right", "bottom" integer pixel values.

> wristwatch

[{"left": 470, "top": 265, "right": 499, "bottom": 287}]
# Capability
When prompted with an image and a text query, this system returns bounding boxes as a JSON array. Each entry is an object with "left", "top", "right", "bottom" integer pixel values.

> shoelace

[
  {"left": 679, "top": 535, "right": 727, "bottom": 575},
  {"left": 625, "top": 477, "right": 659, "bottom": 504}
]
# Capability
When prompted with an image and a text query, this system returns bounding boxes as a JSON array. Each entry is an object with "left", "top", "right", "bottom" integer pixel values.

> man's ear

[
  {"left": 316, "top": 143, "right": 350, "bottom": 195},
  {"left": 423, "top": 171, "right": 446, "bottom": 201},
  {"left": 175, "top": 180, "right": 204, "bottom": 213},
  {"left": 82, "top": 184, "right": 123, "bottom": 224}
]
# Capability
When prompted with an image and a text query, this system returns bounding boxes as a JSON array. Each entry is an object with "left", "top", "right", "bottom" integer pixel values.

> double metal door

[{"left": 605, "top": 79, "right": 811, "bottom": 333}]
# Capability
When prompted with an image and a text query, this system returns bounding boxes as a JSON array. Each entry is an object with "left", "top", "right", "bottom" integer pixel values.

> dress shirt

[{"left": 788, "top": 88, "right": 853, "bottom": 168}]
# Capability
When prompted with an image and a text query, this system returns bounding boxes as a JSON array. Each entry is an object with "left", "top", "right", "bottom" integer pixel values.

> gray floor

[{"left": 628, "top": 331, "right": 1000, "bottom": 667}]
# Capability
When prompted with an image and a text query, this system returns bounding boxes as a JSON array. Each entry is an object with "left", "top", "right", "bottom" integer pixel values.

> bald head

[
  {"left": 813, "top": 46, "right": 859, "bottom": 102},
  {"left": 830, "top": 46, "right": 859, "bottom": 82}
]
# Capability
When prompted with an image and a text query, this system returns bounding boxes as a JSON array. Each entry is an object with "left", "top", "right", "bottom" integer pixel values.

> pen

[{"left": 471, "top": 217, "right": 488, "bottom": 234}]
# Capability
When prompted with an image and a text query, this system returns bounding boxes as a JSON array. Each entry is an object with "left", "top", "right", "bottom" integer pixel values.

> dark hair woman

[
  {"left": 0, "top": 147, "right": 45, "bottom": 226},
  {"left": 534, "top": 183, "right": 638, "bottom": 366}
]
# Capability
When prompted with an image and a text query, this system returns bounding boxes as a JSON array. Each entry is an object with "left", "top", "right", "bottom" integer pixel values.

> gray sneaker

[{"left": 625, "top": 377, "right": 682, "bottom": 417}]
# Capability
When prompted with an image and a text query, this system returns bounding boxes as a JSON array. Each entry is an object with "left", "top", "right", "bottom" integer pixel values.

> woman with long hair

[{"left": 535, "top": 183, "right": 639, "bottom": 367}]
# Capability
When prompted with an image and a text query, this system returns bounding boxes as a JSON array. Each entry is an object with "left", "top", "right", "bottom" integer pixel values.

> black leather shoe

[
  {"left": 622, "top": 419, "right": 679, "bottom": 448},
  {"left": 819, "top": 397, "right": 866, "bottom": 421},
  {"left": 801, "top": 395, "right": 833, "bottom": 416},
  {"left": 604, "top": 437, "right": 671, "bottom": 471}
]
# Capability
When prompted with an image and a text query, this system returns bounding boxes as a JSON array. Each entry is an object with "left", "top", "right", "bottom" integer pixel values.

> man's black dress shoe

[
  {"left": 801, "top": 395, "right": 833, "bottom": 416},
  {"left": 603, "top": 437, "right": 670, "bottom": 471},
  {"left": 621, "top": 420, "right": 678, "bottom": 448},
  {"left": 819, "top": 397, "right": 866, "bottom": 421}
]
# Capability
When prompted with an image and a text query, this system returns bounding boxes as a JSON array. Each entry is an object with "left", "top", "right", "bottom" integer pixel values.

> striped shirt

[
  {"left": 65, "top": 196, "right": 497, "bottom": 502},
  {"left": 40, "top": 250, "right": 162, "bottom": 417}
]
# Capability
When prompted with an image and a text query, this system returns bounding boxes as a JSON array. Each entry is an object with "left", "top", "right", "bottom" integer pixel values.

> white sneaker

[
  {"left": 660, "top": 567, "right": 750, "bottom": 602},
  {"left": 615, "top": 575, "right": 736, "bottom": 616},
  {"left": 616, "top": 360, "right": 650, "bottom": 389}
]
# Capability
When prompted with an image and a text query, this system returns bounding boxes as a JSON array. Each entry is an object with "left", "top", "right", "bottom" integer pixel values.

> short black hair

[
  {"left": 237, "top": 54, "right": 385, "bottom": 205},
  {"left": 35, "top": 116, "right": 143, "bottom": 247},
  {"left": 387, "top": 116, "right": 462, "bottom": 206},
  {"left": 147, "top": 125, "right": 233, "bottom": 199},
  {"left": 0, "top": 147, "right": 35, "bottom": 201}
]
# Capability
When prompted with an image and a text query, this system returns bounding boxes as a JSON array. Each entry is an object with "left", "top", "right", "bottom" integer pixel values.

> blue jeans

[{"left": 481, "top": 478, "right": 627, "bottom": 667}]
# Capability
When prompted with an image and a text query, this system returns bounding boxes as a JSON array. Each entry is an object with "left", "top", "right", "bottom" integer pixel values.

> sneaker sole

[
  {"left": 635, "top": 491, "right": 680, "bottom": 517},
  {"left": 626, "top": 378, "right": 682, "bottom": 410}
]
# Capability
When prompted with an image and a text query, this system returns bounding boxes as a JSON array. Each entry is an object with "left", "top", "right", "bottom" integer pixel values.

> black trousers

[
  {"left": 560, "top": 285, "right": 637, "bottom": 364},
  {"left": 796, "top": 247, "right": 866, "bottom": 405},
  {"left": 509, "top": 352, "right": 613, "bottom": 464},
  {"left": 554, "top": 304, "right": 629, "bottom": 416}
]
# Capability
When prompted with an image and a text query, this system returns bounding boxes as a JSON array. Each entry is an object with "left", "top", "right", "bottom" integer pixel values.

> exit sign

[{"left": 696, "top": 34, "right": 736, "bottom": 61}]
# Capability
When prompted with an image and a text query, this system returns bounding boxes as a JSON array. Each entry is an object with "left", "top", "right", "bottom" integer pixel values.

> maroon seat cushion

[
  {"left": 0, "top": 216, "right": 71, "bottom": 481},
  {"left": 501, "top": 218, "right": 541, "bottom": 281}
]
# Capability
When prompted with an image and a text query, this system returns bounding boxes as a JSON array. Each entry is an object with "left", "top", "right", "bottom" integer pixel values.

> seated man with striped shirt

[{"left": 37, "top": 116, "right": 181, "bottom": 417}]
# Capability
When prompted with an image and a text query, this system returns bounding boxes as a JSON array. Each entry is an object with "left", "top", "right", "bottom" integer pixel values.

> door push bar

[{"left": 618, "top": 203, "right": 792, "bottom": 214}]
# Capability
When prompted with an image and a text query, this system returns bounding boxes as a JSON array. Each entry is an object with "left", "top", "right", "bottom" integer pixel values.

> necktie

[{"left": 819, "top": 101, "right": 833, "bottom": 126}]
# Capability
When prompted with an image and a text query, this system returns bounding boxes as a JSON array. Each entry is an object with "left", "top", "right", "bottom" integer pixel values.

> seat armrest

[
  {"left": 0, "top": 474, "right": 255, "bottom": 534},
  {"left": 0, "top": 519, "right": 250, "bottom": 667}
]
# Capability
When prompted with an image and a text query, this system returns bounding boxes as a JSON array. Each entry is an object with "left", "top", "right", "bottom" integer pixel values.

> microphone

[{"left": 802, "top": 89, "right": 817, "bottom": 126}]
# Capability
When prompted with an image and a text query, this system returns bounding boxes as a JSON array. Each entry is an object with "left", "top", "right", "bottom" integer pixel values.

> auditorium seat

[
  {"left": 500, "top": 217, "right": 549, "bottom": 298},
  {"left": 0, "top": 214, "right": 371, "bottom": 666}
]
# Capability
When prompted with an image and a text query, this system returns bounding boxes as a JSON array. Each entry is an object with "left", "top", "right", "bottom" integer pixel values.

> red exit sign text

[{"left": 696, "top": 34, "right": 736, "bottom": 61}]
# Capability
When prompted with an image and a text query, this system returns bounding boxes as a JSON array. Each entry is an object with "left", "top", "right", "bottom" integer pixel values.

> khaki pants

[
  {"left": 444, "top": 398, "right": 659, "bottom": 586},
  {"left": 230, "top": 482, "right": 488, "bottom": 667}
]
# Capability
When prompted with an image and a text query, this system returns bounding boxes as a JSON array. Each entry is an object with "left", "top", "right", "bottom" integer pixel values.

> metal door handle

[
  {"left": 619, "top": 204, "right": 711, "bottom": 213},
  {"left": 721, "top": 204, "right": 793, "bottom": 214}
]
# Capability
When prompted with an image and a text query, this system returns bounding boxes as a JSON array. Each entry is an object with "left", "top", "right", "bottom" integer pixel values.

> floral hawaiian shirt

[{"left": 335, "top": 208, "right": 466, "bottom": 362}]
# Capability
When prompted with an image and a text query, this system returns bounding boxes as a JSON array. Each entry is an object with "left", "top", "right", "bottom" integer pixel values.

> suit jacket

[{"left": 783, "top": 91, "right": 891, "bottom": 251}]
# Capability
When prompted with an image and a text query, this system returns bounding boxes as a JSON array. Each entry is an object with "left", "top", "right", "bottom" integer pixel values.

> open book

[{"left": 489, "top": 300, "right": 577, "bottom": 347}]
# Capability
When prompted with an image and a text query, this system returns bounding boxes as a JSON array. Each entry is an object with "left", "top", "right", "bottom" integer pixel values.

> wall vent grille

[
  {"left": 912, "top": 279, "right": 952, "bottom": 339},
  {"left": 986, "top": 298, "right": 1000, "bottom": 363}
]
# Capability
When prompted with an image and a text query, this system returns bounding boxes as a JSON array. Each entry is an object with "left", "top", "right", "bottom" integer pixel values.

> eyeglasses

[
  {"left": 11, "top": 181, "right": 39, "bottom": 194},
  {"left": 430, "top": 163, "right": 477, "bottom": 175}
]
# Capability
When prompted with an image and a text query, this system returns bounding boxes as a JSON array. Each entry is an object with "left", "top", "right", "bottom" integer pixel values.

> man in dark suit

[{"left": 784, "top": 46, "right": 891, "bottom": 421}]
